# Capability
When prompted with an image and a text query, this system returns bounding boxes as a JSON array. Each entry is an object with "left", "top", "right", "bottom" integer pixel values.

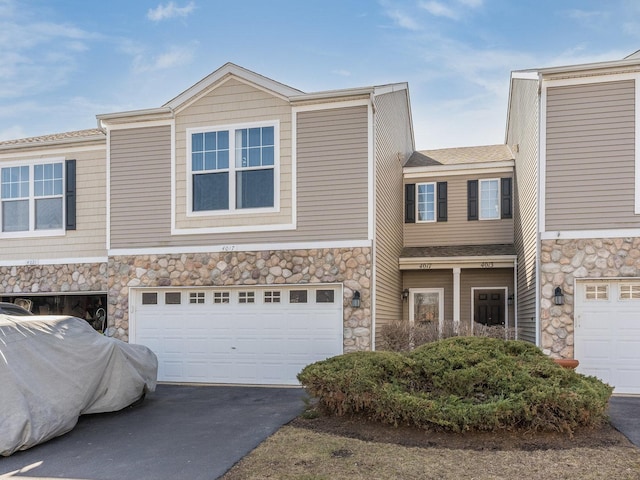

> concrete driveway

[{"left": 0, "top": 384, "right": 305, "bottom": 480}]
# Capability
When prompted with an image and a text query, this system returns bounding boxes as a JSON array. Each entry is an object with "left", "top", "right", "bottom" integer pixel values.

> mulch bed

[{"left": 290, "top": 414, "right": 632, "bottom": 451}]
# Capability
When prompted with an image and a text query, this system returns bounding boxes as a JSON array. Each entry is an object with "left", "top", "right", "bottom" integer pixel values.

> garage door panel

[
  {"left": 133, "top": 286, "right": 344, "bottom": 385},
  {"left": 575, "top": 281, "right": 640, "bottom": 394}
]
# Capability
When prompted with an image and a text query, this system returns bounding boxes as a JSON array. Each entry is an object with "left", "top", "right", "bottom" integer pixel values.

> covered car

[{"left": 0, "top": 315, "right": 157, "bottom": 456}]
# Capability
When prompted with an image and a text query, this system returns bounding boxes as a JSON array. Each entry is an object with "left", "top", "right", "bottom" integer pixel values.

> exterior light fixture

[
  {"left": 351, "top": 291, "right": 361, "bottom": 308},
  {"left": 401, "top": 289, "right": 409, "bottom": 301},
  {"left": 508, "top": 294, "right": 514, "bottom": 306},
  {"left": 554, "top": 287, "right": 564, "bottom": 306}
]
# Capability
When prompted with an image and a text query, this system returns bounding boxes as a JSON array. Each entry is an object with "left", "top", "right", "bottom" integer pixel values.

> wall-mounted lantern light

[
  {"left": 352, "top": 291, "right": 361, "bottom": 308},
  {"left": 554, "top": 287, "right": 564, "bottom": 306},
  {"left": 508, "top": 294, "right": 514, "bottom": 306},
  {"left": 401, "top": 289, "right": 409, "bottom": 301}
]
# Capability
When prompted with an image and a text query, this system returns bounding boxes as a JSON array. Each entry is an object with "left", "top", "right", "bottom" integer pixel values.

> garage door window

[
  {"left": 585, "top": 284, "right": 608, "bottom": 300},
  {"left": 620, "top": 284, "right": 640, "bottom": 300},
  {"left": 316, "top": 290, "right": 335, "bottom": 303},
  {"left": 238, "top": 291, "right": 255, "bottom": 304},
  {"left": 290, "top": 290, "right": 307, "bottom": 303},
  {"left": 142, "top": 292, "right": 157, "bottom": 305},
  {"left": 264, "top": 291, "right": 281, "bottom": 303},
  {"left": 189, "top": 292, "right": 205, "bottom": 304},
  {"left": 213, "top": 292, "right": 229, "bottom": 303},
  {"left": 165, "top": 292, "right": 181, "bottom": 305}
]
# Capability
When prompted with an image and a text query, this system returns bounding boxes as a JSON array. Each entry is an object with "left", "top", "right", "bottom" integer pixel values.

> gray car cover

[{"left": 0, "top": 315, "right": 157, "bottom": 456}]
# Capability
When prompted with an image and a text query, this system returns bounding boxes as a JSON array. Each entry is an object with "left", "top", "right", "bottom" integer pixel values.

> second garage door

[
  {"left": 130, "top": 285, "right": 344, "bottom": 385},
  {"left": 574, "top": 280, "right": 640, "bottom": 394}
]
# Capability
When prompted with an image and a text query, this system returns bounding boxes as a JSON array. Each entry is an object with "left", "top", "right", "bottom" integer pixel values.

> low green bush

[{"left": 297, "top": 337, "right": 613, "bottom": 433}]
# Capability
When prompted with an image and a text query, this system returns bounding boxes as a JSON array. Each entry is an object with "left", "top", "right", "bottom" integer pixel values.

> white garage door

[
  {"left": 575, "top": 280, "right": 640, "bottom": 394},
  {"left": 130, "top": 285, "right": 343, "bottom": 385}
]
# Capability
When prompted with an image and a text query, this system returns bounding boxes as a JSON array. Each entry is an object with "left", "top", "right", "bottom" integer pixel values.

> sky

[{"left": 1, "top": 0, "right": 639, "bottom": 150}]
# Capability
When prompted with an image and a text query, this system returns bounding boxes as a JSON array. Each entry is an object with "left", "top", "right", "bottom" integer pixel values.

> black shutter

[
  {"left": 405, "top": 184, "right": 415, "bottom": 223},
  {"left": 437, "top": 181, "right": 447, "bottom": 222},
  {"left": 501, "top": 177, "right": 512, "bottom": 219},
  {"left": 65, "top": 159, "right": 76, "bottom": 230},
  {"left": 467, "top": 180, "right": 478, "bottom": 221}
]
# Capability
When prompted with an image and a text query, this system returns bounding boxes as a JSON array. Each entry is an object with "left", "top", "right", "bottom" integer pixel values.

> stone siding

[
  {"left": 0, "top": 263, "right": 108, "bottom": 294},
  {"left": 108, "top": 248, "right": 372, "bottom": 350},
  {"left": 541, "top": 237, "right": 640, "bottom": 358}
]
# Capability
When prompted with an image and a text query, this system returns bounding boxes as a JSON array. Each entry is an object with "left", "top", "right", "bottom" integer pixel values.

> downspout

[
  {"left": 535, "top": 72, "right": 543, "bottom": 347},
  {"left": 369, "top": 92, "right": 377, "bottom": 351}
]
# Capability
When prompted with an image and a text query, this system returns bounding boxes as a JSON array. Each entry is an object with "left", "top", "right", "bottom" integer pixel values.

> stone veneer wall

[
  {"left": 541, "top": 237, "right": 640, "bottom": 359},
  {"left": 108, "top": 248, "right": 372, "bottom": 350},
  {"left": 0, "top": 263, "right": 108, "bottom": 294}
]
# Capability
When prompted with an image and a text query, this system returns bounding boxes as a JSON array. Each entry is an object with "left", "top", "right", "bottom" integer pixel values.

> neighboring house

[
  {"left": 400, "top": 145, "right": 517, "bottom": 338},
  {"left": 507, "top": 51, "right": 640, "bottom": 394},
  {"left": 0, "top": 63, "right": 413, "bottom": 385}
]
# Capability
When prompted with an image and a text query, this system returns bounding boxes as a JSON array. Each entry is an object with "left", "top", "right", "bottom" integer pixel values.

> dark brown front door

[{"left": 474, "top": 289, "right": 504, "bottom": 326}]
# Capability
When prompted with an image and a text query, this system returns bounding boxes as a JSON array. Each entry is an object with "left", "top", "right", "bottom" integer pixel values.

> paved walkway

[
  {"left": 0, "top": 384, "right": 305, "bottom": 480},
  {"left": 608, "top": 395, "right": 640, "bottom": 447}
]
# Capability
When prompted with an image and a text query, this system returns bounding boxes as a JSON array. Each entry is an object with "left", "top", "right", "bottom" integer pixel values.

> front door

[
  {"left": 473, "top": 289, "right": 505, "bottom": 327},
  {"left": 409, "top": 288, "right": 444, "bottom": 335}
]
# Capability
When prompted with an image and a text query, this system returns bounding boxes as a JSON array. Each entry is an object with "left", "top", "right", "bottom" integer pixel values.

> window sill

[{"left": 0, "top": 229, "right": 66, "bottom": 239}]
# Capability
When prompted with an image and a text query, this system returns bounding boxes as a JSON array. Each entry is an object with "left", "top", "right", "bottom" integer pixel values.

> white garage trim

[
  {"left": 129, "top": 284, "right": 344, "bottom": 386},
  {"left": 575, "top": 278, "right": 640, "bottom": 394}
]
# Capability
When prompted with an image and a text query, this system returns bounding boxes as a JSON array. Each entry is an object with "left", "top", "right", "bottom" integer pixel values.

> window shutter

[
  {"left": 467, "top": 180, "right": 478, "bottom": 221},
  {"left": 65, "top": 159, "right": 76, "bottom": 230},
  {"left": 437, "top": 181, "right": 447, "bottom": 222},
  {"left": 405, "top": 184, "right": 415, "bottom": 223},
  {"left": 501, "top": 177, "right": 512, "bottom": 219}
]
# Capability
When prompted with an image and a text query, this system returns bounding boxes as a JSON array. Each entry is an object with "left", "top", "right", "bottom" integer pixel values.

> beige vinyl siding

[
  {"left": 506, "top": 78, "right": 539, "bottom": 343},
  {"left": 0, "top": 146, "right": 107, "bottom": 260},
  {"left": 109, "top": 105, "right": 370, "bottom": 249},
  {"left": 545, "top": 80, "right": 637, "bottom": 230},
  {"left": 402, "top": 268, "right": 514, "bottom": 327},
  {"left": 403, "top": 173, "right": 514, "bottom": 247},
  {"left": 402, "top": 270, "right": 454, "bottom": 322},
  {"left": 373, "top": 90, "right": 414, "bottom": 344},
  {"left": 174, "top": 77, "right": 292, "bottom": 230},
  {"left": 110, "top": 126, "right": 172, "bottom": 247},
  {"left": 461, "top": 268, "right": 515, "bottom": 329}
]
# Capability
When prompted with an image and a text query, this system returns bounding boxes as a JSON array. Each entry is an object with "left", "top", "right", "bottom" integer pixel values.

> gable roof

[
  {"left": 164, "top": 62, "right": 304, "bottom": 111},
  {"left": 405, "top": 144, "right": 513, "bottom": 167}
]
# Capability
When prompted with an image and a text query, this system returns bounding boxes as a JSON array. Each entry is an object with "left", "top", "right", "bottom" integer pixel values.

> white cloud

[
  {"left": 332, "top": 69, "right": 352, "bottom": 77},
  {"left": 147, "top": 2, "right": 195, "bottom": 22},
  {"left": 386, "top": 9, "right": 422, "bottom": 30},
  {"left": 419, "top": 1, "right": 458, "bottom": 20},
  {"left": 457, "top": 0, "right": 483, "bottom": 8},
  {"left": 133, "top": 45, "right": 195, "bottom": 73}
]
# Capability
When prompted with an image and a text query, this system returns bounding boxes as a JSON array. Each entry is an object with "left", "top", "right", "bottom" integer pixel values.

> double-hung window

[
  {"left": 479, "top": 179, "right": 500, "bottom": 220},
  {"left": 417, "top": 182, "right": 436, "bottom": 222},
  {"left": 1, "top": 161, "right": 65, "bottom": 233},
  {"left": 190, "top": 122, "right": 277, "bottom": 213}
]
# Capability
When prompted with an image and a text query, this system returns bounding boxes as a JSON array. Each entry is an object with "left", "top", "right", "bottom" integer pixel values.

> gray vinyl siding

[
  {"left": 110, "top": 126, "right": 172, "bottom": 246},
  {"left": 545, "top": 80, "right": 637, "bottom": 230},
  {"left": 506, "top": 78, "right": 539, "bottom": 343},
  {"left": 403, "top": 173, "right": 514, "bottom": 247},
  {"left": 373, "top": 90, "right": 414, "bottom": 345},
  {"left": 108, "top": 107, "right": 369, "bottom": 249}
]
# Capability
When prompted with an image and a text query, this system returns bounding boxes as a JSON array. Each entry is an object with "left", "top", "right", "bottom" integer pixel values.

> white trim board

[
  {"left": 0, "top": 256, "right": 108, "bottom": 267},
  {"left": 541, "top": 229, "right": 640, "bottom": 240}
]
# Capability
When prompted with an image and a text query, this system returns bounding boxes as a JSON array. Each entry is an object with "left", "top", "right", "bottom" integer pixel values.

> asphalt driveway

[
  {"left": 609, "top": 395, "right": 640, "bottom": 447},
  {"left": 0, "top": 384, "right": 305, "bottom": 480}
]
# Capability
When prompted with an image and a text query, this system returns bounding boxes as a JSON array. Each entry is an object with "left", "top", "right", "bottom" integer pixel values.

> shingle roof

[
  {"left": 0, "top": 129, "right": 105, "bottom": 147},
  {"left": 405, "top": 144, "right": 513, "bottom": 167},
  {"left": 401, "top": 244, "right": 516, "bottom": 258}
]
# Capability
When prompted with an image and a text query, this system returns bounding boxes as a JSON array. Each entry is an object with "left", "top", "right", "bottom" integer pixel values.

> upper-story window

[
  {"left": 189, "top": 122, "right": 277, "bottom": 214},
  {"left": 417, "top": 183, "right": 435, "bottom": 222},
  {"left": 479, "top": 179, "right": 500, "bottom": 220},
  {"left": 467, "top": 178, "right": 512, "bottom": 221},
  {"left": 1, "top": 161, "right": 66, "bottom": 233}
]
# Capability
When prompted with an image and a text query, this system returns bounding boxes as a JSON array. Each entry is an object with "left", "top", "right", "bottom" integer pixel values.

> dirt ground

[{"left": 290, "top": 413, "right": 631, "bottom": 451}]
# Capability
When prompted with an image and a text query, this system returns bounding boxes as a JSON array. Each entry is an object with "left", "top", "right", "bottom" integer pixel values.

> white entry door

[
  {"left": 130, "top": 285, "right": 344, "bottom": 386},
  {"left": 409, "top": 288, "right": 444, "bottom": 334},
  {"left": 575, "top": 280, "right": 640, "bottom": 394}
]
